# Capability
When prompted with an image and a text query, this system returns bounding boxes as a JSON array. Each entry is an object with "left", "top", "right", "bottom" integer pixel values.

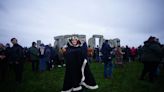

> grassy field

[{"left": 0, "top": 61, "right": 164, "bottom": 92}]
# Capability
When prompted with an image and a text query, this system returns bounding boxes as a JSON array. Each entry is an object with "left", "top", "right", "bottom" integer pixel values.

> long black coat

[
  {"left": 62, "top": 46, "right": 98, "bottom": 92},
  {"left": 141, "top": 41, "right": 162, "bottom": 63},
  {"left": 11, "top": 44, "right": 24, "bottom": 63}
]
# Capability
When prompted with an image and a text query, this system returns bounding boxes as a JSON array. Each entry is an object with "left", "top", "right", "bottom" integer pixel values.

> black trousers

[
  {"left": 14, "top": 63, "right": 23, "bottom": 83},
  {"left": 46, "top": 61, "right": 51, "bottom": 71},
  {"left": 0, "top": 61, "right": 7, "bottom": 81},
  {"left": 140, "top": 62, "right": 159, "bottom": 81},
  {"left": 32, "top": 60, "right": 39, "bottom": 72}
]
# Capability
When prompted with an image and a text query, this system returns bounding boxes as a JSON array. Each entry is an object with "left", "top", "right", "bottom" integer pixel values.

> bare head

[
  {"left": 11, "top": 38, "right": 18, "bottom": 45},
  {"left": 32, "top": 42, "right": 36, "bottom": 47},
  {"left": 0, "top": 43, "right": 4, "bottom": 49}
]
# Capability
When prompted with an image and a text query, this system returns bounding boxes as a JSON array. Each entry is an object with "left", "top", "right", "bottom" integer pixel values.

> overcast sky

[{"left": 0, "top": 0, "right": 164, "bottom": 47}]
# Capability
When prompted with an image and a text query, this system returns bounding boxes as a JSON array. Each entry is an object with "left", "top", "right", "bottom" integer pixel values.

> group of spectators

[
  {"left": 86, "top": 37, "right": 164, "bottom": 82},
  {"left": 0, "top": 36, "right": 164, "bottom": 88},
  {"left": 0, "top": 38, "right": 66, "bottom": 85},
  {"left": 0, "top": 38, "right": 24, "bottom": 84}
]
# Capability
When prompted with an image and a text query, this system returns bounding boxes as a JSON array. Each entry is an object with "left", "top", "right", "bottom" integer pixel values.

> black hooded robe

[{"left": 62, "top": 46, "right": 98, "bottom": 92}]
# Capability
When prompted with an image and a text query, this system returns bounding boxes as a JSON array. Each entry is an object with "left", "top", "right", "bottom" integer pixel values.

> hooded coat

[
  {"left": 62, "top": 38, "right": 98, "bottom": 92},
  {"left": 141, "top": 41, "right": 162, "bottom": 62},
  {"left": 101, "top": 41, "right": 112, "bottom": 62}
]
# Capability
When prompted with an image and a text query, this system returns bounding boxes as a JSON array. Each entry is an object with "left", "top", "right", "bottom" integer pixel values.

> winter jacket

[
  {"left": 141, "top": 41, "right": 162, "bottom": 62},
  {"left": 5, "top": 47, "right": 12, "bottom": 61},
  {"left": 162, "top": 46, "right": 164, "bottom": 58},
  {"left": 11, "top": 44, "right": 24, "bottom": 63},
  {"left": 44, "top": 46, "right": 51, "bottom": 60},
  {"left": 82, "top": 42, "right": 88, "bottom": 59},
  {"left": 130, "top": 47, "right": 137, "bottom": 56},
  {"left": 0, "top": 48, "right": 6, "bottom": 61},
  {"left": 101, "top": 42, "right": 112, "bottom": 61},
  {"left": 29, "top": 46, "right": 39, "bottom": 61},
  {"left": 87, "top": 48, "right": 93, "bottom": 57}
]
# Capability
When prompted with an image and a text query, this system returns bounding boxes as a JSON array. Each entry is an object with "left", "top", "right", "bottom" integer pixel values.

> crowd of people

[
  {"left": 0, "top": 36, "right": 164, "bottom": 91},
  {"left": 0, "top": 38, "right": 24, "bottom": 84},
  {"left": 0, "top": 38, "right": 65, "bottom": 84}
]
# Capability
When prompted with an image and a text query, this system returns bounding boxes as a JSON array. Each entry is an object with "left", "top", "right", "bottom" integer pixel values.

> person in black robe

[
  {"left": 61, "top": 36, "right": 98, "bottom": 92},
  {"left": 0, "top": 43, "right": 7, "bottom": 82}
]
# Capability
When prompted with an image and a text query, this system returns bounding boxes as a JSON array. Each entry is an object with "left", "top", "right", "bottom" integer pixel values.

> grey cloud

[{"left": 0, "top": 0, "right": 164, "bottom": 46}]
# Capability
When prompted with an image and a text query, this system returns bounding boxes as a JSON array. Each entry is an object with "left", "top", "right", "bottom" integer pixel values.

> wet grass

[{"left": 0, "top": 61, "right": 164, "bottom": 92}]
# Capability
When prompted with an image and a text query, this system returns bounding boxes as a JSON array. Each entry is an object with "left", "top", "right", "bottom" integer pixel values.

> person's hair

[
  {"left": 32, "top": 42, "right": 36, "bottom": 46},
  {"left": 6, "top": 43, "right": 10, "bottom": 47},
  {"left": 0, "top": 43, "right": 5, "bottom": 49},
  {"left": 77, "top": 40, "right": 81, "bottom": 45},
  {"left": 0, "top": 43, "right": 3, "bottom": 46},
  {"left": 147, "top": 36, "right": 156, "bottom": 43},
  {"left": 40, "top": 44, "right": 44, "bottom": 46},
  {"left": 105, "top": 40, "right": 108, "bottom": 43},
  {"left": 11, "top": 38, "right": 16, "bottom": 42},
  {"left": 68, "top": 36, "right": 81, "bottom": 46}
]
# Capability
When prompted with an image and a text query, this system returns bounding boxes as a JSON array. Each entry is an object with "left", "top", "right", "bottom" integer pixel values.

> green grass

[{"left": 1, "top": 61, "right": 164, "bottom": 92}]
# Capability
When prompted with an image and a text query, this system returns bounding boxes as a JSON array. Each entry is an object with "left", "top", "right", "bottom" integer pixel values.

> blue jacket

[{"left": 101, "top": 42, "right": 112, "bottom": 61}]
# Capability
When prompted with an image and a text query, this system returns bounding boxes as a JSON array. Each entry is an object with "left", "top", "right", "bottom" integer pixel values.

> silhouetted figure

[
  {"left": 5, "top": 43, "right": 12, "bottom": 71},
  {"left": 10, "top": 38, "right": 24, "bottom": 84},
  {"left": 130, "top": 47, "right": 137, "bottom": 62},
  {"left": 0, "top": 43, "right": 7, "bottom": 82},
  {"left": 140, "top": 36, "right": 162, "bottom": 83},
  {"left": 82, "top": 41, "right": 88, "bottom": 60},
  {"left": 95, "top": 45, "right": 100, "bottom": 62},
  {"left": 39, "top": 44, "right": 46, "bottom": 72},
  {"left": 45, "top": 45, "right": 52, "bottom": 71},
  {"left": 115, "top": 46, "right": 124, "bottom": 68},
  {"left": 29, "top": 42, "right": 39, "bottom": 72},
  {"left": 101, "top": 40, "right": 113, "bottom": 79},
  {"left": 137, "top": 45, "right": 143, "bottom": 62},
  {"left": 49, "top": 44, "right": 56, "bottom": 69},
  {"left": 87, "top": 45, "right": 93, "bottom": 63},
  {"left": 162, "top": 45, "right": 164, "bottom": 68},
  {"left": 122, "top": 45, "right": 131, "bottom": 63}
]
